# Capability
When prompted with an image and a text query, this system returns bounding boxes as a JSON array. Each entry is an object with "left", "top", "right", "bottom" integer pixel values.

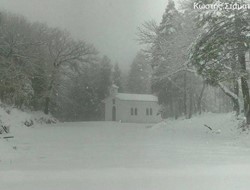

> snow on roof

[
  {"left": 115, "top": 93, "right": 158, "bottom": 102},
  {"left": 111, "top": 84, "right": 119, "bottom": 89}
]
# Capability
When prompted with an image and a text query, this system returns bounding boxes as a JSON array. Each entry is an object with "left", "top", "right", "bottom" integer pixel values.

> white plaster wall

[
  {"left": 117, "top": 100, "right": 161, "bottom": 123},
  {"left": 104, "top": 97, "right": 122, "bottom": 122},
  {"left": 105, "top": 97, "right": 162, "bottom": 123}
]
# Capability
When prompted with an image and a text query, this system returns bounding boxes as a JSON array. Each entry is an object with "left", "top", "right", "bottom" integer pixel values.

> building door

[{"left": 112, "top": 106, "right": 116, "bottom": 121}]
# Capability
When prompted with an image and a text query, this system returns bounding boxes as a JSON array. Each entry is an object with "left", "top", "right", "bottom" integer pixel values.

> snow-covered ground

[{"left": 1, "top": 113, "right": 250, "bottom": 190}]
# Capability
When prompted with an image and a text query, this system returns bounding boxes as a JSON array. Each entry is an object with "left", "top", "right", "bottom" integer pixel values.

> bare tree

[{"left": 42, "top": 28, "right": 97, "bottom": 114}]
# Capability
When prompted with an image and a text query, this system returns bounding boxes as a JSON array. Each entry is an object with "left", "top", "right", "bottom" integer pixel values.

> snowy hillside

[
  {"left": 1, "top": 113, "right": 250, "bottom": 190},
  {"left": 0, "top": 103, "right": 57, "bottom": 140},
  {"left": 0, "top": 103, "right": 57, "bottom": 163}
]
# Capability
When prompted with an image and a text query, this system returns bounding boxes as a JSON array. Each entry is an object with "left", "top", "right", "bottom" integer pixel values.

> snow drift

[{"left": 0, "top": 102, "right": 57, "bottom": 135}]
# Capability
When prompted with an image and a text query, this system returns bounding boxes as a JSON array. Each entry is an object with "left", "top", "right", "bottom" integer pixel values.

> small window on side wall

[
  {"left": 135, "top": 108, "right": 138, "bottom": 116},
  {"left": 150, "top": 108, "right": 153, "bottom": 115}
]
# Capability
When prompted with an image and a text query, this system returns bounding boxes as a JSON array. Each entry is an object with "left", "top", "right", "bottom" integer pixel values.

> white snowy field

[{"left": 1, "top": 113, "right": 250, "bottom": 190}]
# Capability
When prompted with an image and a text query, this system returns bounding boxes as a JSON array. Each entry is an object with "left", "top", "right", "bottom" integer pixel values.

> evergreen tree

[
  {"left": 96, "top": 55, "right": 112, "bottom": 100},
  {"left": 153, "top": 1, "right": 199, "bottom": 118},
  {"left": 59, "top": 64, "right": 100, "bottom": 121},
  {"left": 127, "top": 52, "right": 151, "bottom": 94},
  {"left": 158, "top": 0, "right": 182, "bottom": 36},
  {"left": 138, "top": 0, "right": 204, "bottom": 118},
  {"left": 112, "top": 63, "right": 123, "bottom": 92}
]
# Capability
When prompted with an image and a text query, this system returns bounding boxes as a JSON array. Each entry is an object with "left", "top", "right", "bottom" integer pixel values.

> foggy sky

[{"left": 0, "top": 0, "right": 169, "bottom": 71}]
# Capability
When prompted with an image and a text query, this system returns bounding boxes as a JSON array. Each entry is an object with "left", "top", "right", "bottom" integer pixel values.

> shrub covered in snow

[
  {"left": 0, "top": 102, "right": 57, "bottom": 135},
  {"left": 32, "top": 112, "right": 58, "bottom": 125}
]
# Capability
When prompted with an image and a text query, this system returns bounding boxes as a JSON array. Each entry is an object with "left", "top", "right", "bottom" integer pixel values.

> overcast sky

[{"left": 0, "top": 0, "right": 170, "bottom": 71}]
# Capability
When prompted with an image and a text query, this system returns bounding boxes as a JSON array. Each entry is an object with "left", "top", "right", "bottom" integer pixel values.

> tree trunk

[
  {"left": 198, "top": 81, "right": 206, "bottom": 115},
  {"left": 188, "top": 91, "right": 193, "bottom": 119},
  {"left": 233, "top": 80, "right": 240, "bottom": 115},
  {"left": 44, "top": 69, "right": 57, "bottom": 115},
  {"left": 169, "top": 95, "right": 174, "bottom": 118},
  {"left": 218, "top": 82, "right": 240, "bottom": 115},
  {"left": 183, "top": 72, "right": 187, "bottom": 118},
  {"left": 44, "top": 97, "right": 50, "bottom": 115},
  {"left": 44, "top": 84, "right": 53, "bottom": 115},
  {"left": 174, "top": 100, "right": 179, "bottom": 120},
  {"left": 239, "top": 51, "right": 250, "bottom": 124},
  {"left": 234, "top": 11, "right": 250, "bottom": 124},
  {"left": 230, "top": 52, "right": 240, "bottom": 115}
]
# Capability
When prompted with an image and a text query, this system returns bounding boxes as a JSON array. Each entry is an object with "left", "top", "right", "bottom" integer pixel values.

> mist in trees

[
  {"left": 55, "top": 56, "right": 112, "bottom": 121},
  {"left": 127, "top": 52, "right": 152, "bottom": 94},
  {"left": 138, "top": 0, "right": 200, "bottom": 119},
  {"left": 137, "top": 0, "right": 249, "bottom": 120},
  {"left": 0, "top": 11, "right": 113, "bottom": 121},
  {"left": 1, "top": 0, "right": 250, "bottom": 123},
  {"left": 189, "top": 0, "right": 250, "bottom": 123}
]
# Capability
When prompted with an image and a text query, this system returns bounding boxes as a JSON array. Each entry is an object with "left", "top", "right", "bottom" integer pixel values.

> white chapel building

[{"left": 104, "top": 85, "right": 161, "bottom": 123}]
